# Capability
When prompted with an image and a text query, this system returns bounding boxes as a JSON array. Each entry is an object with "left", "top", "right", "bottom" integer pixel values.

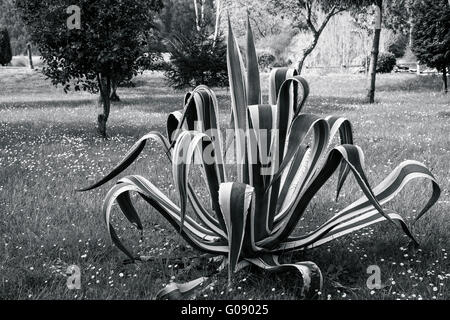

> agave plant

[{"left": 79, "top": 19, "right": 440, "bottom": 299}]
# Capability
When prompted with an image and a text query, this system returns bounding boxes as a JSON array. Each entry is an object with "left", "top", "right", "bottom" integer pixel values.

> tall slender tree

[
  {"left": 352, "top": 0, "right": 420, "bottom": 102},
  {"left": 367, "top": 0, "right": 382, "bottom": 103},
  {"left": 213, "top": 0, "right": 222, "bottom": 44}
]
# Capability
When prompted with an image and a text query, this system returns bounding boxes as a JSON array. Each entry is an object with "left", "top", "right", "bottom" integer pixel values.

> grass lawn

[{"left": 0, "top": 68, "right": 449, "bottom": 300}]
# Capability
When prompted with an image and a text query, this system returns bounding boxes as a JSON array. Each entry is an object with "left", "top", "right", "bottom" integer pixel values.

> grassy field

[{"left": 0, "top": 67, "right": 449, "bottom": 300}]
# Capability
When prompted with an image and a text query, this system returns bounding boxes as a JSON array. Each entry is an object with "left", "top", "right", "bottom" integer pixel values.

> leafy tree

[
  {"left": 0, "top": 27, "right": 13, "bottom": 66},
  {"left": 15, "top": 0, "right": 163, "bottom": 137},
  {"left": 411, "top": 0, "right": 450, "bottom": 93},
  {"left": 269, "top": 0, "right": 371, "bottom": 73}
]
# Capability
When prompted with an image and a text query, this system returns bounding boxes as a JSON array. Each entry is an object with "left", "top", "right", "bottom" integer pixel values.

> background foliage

[
  {"left": 0, "top": 27, "right": 13, "bottom": 66},
  {"left": 363, "top": 51, "right": 396, "bottom": 73},
  {"left": 164, "top": 29, "right": 228, "bottom": 89},
  {"left": 0, "top": 0, "right": 30, "bottom": 55},
  {"left": 411, "top": 0, "right": 450, "bottom": 73}
]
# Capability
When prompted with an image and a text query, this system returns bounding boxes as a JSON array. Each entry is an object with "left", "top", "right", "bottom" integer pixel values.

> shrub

[
  {"left": 257, "top": 51, "right": 276, "bottom": 71},
  {"left": 137, "top": 52, "right": 168, "bottom": 72},
  {"left": 363, "top": 52, "right": 397, "bottom": 73},
  {"left": 258, "top": 31, "right": 294, "bottom": 58},
  {"left": 377, "top": 52, "right": 397, "bottom": 73},
  {"left": 80, "top": 20, "right": 440, "bottom": 300},
  {"left": 272, "top": 57, "right": 293, "bottom": 68},
  {"left": 0, "top": 27, "right": 12, "bottom": 66},
  {"left": 257, "top": 52, "right": 292, "bottom": 71},
  {"left": 164, "top": 30, "right": 228, "bottom": 89}
]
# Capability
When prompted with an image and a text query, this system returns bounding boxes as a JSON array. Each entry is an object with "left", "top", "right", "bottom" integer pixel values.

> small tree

[
  {"left": 0, "top": 27, "right": 12, "bottom": 66},
  {"left": 16, "top": 0, "right": 163, "bottom": 137},
  {"left": 411, "top": 0, "right": 450, "bottom": 93},
  {"left": 269, "top": 0, "right": 370, "bottom": 74}
]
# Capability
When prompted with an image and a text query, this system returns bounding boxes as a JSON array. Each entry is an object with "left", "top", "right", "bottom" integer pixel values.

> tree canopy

[{"left": 16, "top": 0, "right": 162, "bottom": 92}]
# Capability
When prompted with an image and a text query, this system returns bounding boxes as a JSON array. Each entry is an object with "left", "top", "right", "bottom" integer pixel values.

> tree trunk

[
  {"left": 110, "top": 78, "right": 120, "bottom": 101},
  {"left": 407, "top": 5, "right": 413, "bottom": 48},
  {"left": 27, "top": 43, "right": 34, "bottom": 70},
  {"left": 200, "top": 0, "right": 205, "bottom": 27},
  {"left": 213, "top": 0, "right": 222, "bottom": 45},
  {"left": 297, "top": 57, "right": 306, "bottom": 75},
  {"left": 443, "top": 67, "right": 448, "bottom": 94},
  {"left": 297, "top": 36, "right": 319, "bottom": 75},
  {"left": 97, "top": 75, "right": 111, "bottom": 138},
  {"left": 193, "top": 0, "right": 200, "bottom": 32},
  {"left": 367, "top": 1, "right": 382, "bottom": 104}
]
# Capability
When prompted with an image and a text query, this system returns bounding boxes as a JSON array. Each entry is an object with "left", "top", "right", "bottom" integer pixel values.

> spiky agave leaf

[
  {"left": 246, "top": 15, "right": 261, "bottom": 106},
  {"left": 218, "top": 182, "right": 254, "bottom": 281},
  {"left": 273, "top": 160, "right": 440, "bottom": 252},
  {"left": 245, "top": 255, "right": 323, "bottom": 299},
  {"left": 227, "top": 16, "right": 249, "bottom": 184},
  {"left": 156, "top": 277, "right": 209, "bottom": 300}
]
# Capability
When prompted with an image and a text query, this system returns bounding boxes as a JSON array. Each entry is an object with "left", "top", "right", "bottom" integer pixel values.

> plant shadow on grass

[
  {"left": 282, "top": 233, "right": 410, "bottom": 294},
  {"left": 307, "top": 96, "right": 366, "bottom": 112},
  {"left": 0, "top": 98, "right": 95, "bottom": 110},
  {"left": 0, "top": 92, "right": 365, "bottom": 115},
  {"left": 122, "top": 93, "right": 232, "bottom": 113},
  {"left": 0, "top": 121, "right": 165, "bottom": 149},
  {"left": 436, "top": 111, "right": 450, "bottom": 118},
  {"left": 377, "top": 74, "right": 446, "bottom": 92}
]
